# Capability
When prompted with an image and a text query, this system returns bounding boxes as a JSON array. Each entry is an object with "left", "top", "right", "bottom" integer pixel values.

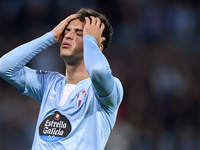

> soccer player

[{"left": 0, "top": 8, "right": 123, "bottom": 150}]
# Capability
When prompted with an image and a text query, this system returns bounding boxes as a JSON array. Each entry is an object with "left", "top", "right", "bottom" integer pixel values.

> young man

[{"left": 0, "top": 8, "right": 123, "bottom": 150}]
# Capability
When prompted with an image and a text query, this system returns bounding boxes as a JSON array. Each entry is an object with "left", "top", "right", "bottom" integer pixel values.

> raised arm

[
  {"left": 0, "top": 32, "right": 56, "bottom": 91},
  {"left": 83, "top": 16, "right": 114, "bottom": 98},
  {"left": 0, "top": 14, "right": 77, "bottom": 92}
]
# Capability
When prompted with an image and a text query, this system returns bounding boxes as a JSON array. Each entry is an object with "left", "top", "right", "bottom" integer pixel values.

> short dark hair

[{"left": 77, "top": 8, "right": 113, "bottom": 52}]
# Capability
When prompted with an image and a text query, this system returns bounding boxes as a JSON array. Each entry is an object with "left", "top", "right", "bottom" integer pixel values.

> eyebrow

[
  {"left": 65, "top": 28, "right": 83, "bottom": 32},
  {"left": 75, "top": 28, "right": 83, "bottom": 32}
]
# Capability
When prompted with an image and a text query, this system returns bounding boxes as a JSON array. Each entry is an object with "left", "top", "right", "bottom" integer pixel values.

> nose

[{"left": 64, "top": 30, "right": 74, "bottom": 40}]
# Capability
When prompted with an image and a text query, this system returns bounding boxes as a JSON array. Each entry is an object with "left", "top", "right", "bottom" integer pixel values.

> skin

[{"left": 52, "top": 14, "right": 105, "bottom": 84}]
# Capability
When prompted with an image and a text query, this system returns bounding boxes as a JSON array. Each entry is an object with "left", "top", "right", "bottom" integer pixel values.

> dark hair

[{"left": 77, "top": 8, "right": 113, "bottom": 52}]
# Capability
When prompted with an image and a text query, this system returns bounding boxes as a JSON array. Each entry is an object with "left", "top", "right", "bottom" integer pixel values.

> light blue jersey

[{"left": 0, "top": 32, "right": 123, "bottom": 150}]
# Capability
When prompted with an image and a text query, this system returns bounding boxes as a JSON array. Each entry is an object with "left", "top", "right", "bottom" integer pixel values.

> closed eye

[
  {"left": 64, "top": 28, "right": 83, "bottom": 36},
  {"left": 76, "top": 31, "right": 83, "bottom": 36},
  {"left": 64, "top": 28, "right": 70, "bottom": 35},
  {"left": 75, "top": 29, "right": 83, "bottom": 36}
]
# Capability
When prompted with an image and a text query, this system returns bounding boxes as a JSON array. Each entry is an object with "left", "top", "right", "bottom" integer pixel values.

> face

[{"left": 60, "top": 19, "right": 85, "bottom": 64}]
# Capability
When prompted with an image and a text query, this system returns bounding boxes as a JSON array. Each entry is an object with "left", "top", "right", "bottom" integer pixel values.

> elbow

[
  {"left": 0, "top": 58, "right": 6, "bottom": 76},
  {"left": 89, "top": 65, "right": 112, "bottom": 85},
  {"left": 89, "top": 65, "right": 114, "bottom": 97},
  {"left": 0, "top": 57, "right": 11, "bottom": 78},
  {"left": 89, "top": 65, "right": 110, "bottom": 79}
]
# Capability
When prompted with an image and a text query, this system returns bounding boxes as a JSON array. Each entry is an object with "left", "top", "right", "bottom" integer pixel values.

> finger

[
  {"left": 66, "top": 14, "right": 77, "bottom": 21},
  {"left": 85, "top": 17, "right": 90, "bottom": 26},
  {"left": 96, "top": 17, "right": 101, "bottom": 28},
  {"left": 60, "top": 14, "right": 77, "bottom": 28},
  {"left": 90, "top": 16, "right": 97, "bottom": 26},
  {"left": 100, "top": 37, "right": 106, "bottom": 44},
  {"left": 63, "top": 14, "right": 77, "bottom": 25},
  {"left": 70, "top": 14, "right": 78, "bottom": 20},
  {"left": 100, "top": 22, "right": 105, "bottom": 33}
]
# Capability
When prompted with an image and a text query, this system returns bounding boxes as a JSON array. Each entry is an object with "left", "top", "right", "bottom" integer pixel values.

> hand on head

[
  {"left": 83, "top": 16, "right": 105, "bottom": 47},
  {"left": 52, "top": 14, "right": 105, "bottom": 50},
  {"left": 52, "top": 14, "right": 77, "bottom": 43}
]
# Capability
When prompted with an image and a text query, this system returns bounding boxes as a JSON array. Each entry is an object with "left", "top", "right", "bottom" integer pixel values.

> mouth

[{"left": 62, "top": 42, "right": 72, "bottom": 48}]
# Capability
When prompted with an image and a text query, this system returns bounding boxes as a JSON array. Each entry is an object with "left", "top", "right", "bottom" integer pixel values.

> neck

[{"left": 65, "top": 60, "right": 89, "bottom": 84}]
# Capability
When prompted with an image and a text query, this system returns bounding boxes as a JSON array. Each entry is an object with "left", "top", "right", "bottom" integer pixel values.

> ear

[
  {"left": 99, "top": 37, "right": 105, "bottom": 52},
  {"left": 99, "top": 44, "right": 104, "bottom": 52}
]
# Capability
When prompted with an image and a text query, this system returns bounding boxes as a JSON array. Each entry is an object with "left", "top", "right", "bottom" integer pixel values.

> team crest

[{"left": 76, "top": 90, "right": 86, "bottom": 108}]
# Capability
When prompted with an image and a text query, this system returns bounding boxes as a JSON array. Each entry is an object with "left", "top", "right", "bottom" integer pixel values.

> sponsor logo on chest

[{"left": 39, "top": 111, "right": 71, "bottom": 142}]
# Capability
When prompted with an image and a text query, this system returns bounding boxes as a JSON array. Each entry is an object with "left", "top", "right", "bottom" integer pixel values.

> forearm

[
  {"left": 83, "top": 35, "right": 114, "bottom": 97},
  {"left": 0, "top": 32, "right": 56, "bottom": 89}
]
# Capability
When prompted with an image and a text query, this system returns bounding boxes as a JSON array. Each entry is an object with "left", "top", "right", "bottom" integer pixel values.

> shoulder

[
  {"left": 36, "top": 70, "right": 65, "bottom": 82},
  {"left": 36, "top": 70, "right": 64, "bottom": 76}
]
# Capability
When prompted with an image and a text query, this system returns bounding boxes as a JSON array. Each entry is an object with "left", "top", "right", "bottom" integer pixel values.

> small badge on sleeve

[{"left": 39, "top": 111, "right": 71, "bottom": 142}]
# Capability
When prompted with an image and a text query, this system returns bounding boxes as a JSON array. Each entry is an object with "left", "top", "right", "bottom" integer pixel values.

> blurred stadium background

[{"left": 1, "top": 0, "right": 200, "bottom": 149}]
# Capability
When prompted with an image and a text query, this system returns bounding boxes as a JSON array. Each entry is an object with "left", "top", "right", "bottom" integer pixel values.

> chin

[
  {"left": 60, "top": 53, "right": 70, "bottom": 60},
  {"left": 60, "top": 49, "right": 71, "bottom": 56}
]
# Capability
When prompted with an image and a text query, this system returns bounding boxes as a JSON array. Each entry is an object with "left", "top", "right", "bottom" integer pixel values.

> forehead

[{"left": 67, "top": 19, "right": 85, "bottom": 29}]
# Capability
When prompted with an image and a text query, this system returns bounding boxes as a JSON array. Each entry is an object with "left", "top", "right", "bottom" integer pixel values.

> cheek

[{"left": 75, "top": 39, "right": 83, "bottom": 48}]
